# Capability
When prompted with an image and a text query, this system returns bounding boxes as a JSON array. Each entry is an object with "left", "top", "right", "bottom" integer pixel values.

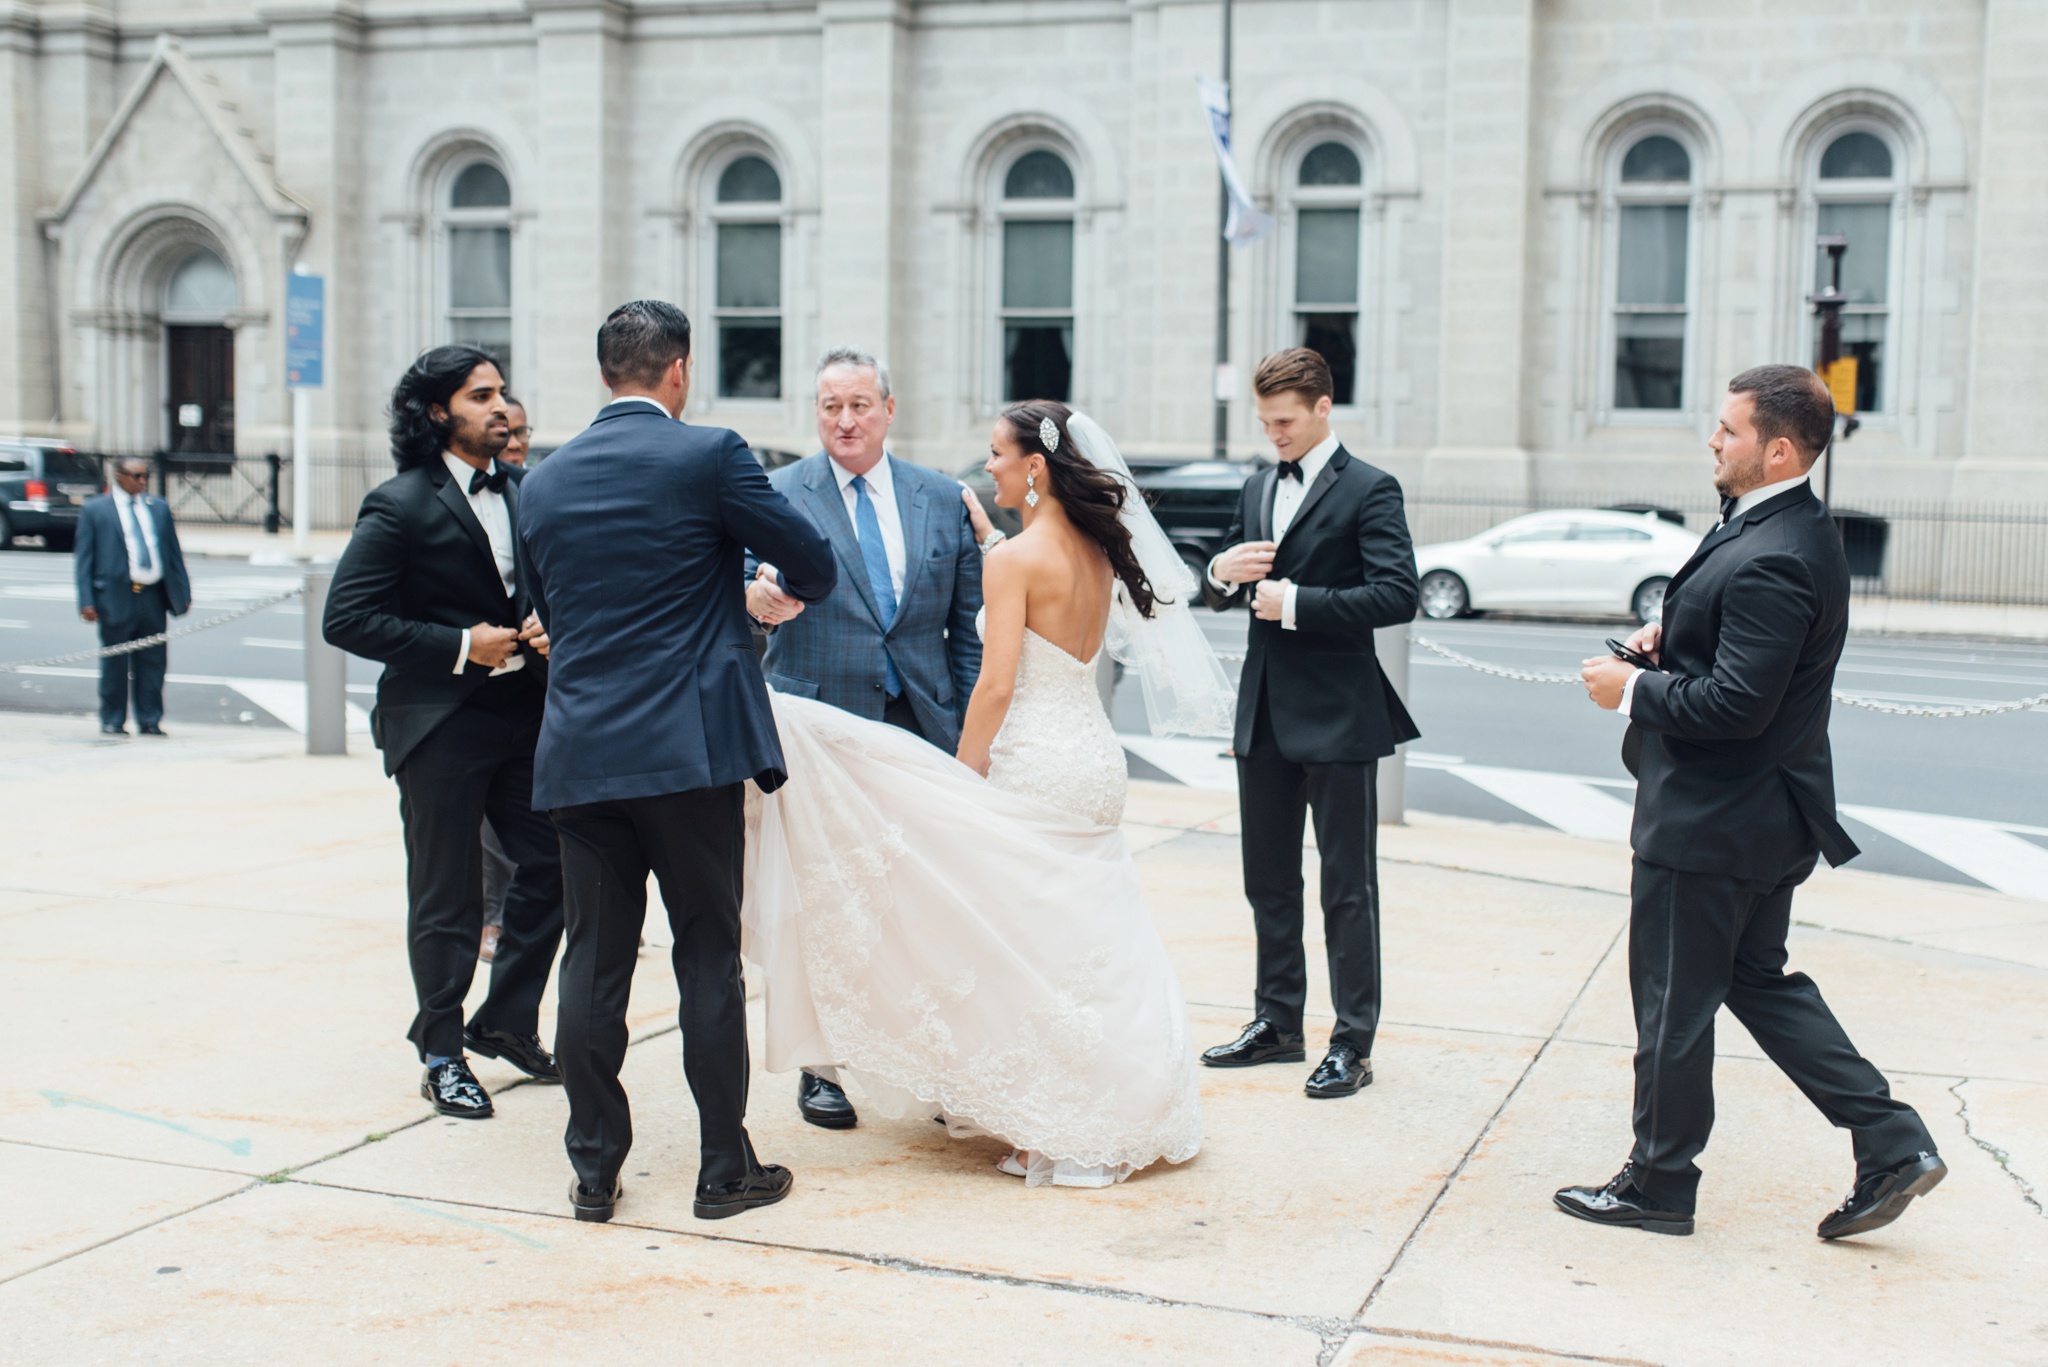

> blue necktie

[
  {"left": 121, "top": 497, "right": 154, "bottom": 572},
  {"left": 850, "top": 474, "right": 901, "bottom": 696}
]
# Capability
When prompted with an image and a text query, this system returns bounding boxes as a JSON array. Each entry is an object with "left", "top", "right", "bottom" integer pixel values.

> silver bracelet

[{"left": 978, "top": 528, "right": 1007, "bottom": 554}]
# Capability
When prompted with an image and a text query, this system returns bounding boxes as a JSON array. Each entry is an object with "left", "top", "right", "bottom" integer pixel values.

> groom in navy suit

[
  {"left": 744, "top": 345, "right": 984, "bottom": 1130},
  {"left": 519, "top": 300, "right": 836, "bottom": 1225}
]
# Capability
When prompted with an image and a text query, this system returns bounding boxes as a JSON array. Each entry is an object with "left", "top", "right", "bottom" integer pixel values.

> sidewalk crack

[{"left": 1948, "top": 1078, "right": 2045, "bottom": 1218}]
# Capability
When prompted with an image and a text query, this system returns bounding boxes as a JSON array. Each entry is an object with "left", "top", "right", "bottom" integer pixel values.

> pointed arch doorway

[{"left": 162, "top": 248, "right": 239, "bottom": 455}]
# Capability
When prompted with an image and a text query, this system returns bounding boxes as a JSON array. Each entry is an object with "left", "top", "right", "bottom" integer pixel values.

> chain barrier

[
  {"left": 1409, "top": 631, "right": 2048, "bottom": 719},
  {"left": 0, "top": 587, "right": 305, "bottom": 673}
]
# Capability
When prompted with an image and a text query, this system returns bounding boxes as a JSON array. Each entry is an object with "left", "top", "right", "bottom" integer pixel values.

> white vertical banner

[{"left": 1196, "top": 77, "right": 1273, "bottom": 247}]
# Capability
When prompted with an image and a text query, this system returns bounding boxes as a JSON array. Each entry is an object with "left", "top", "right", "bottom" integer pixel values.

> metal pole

[
  {"left": 1211, "top": 0, "right": 1232, "bottom": 461},
  {"left": 1374, "top": 621, "right": 1409, "bottom": 824},
  {"left": 1810, "top": 234, "right": 1847, "bottom": 509},
  {"left": 302, "top": 565, "right": 347, "bottom": 755},
  {"left": 264, "top": 452, "right": 282, "bottom": 535},
  {"left": 292, "top": 388, "right": 312, "bottom": 559}
]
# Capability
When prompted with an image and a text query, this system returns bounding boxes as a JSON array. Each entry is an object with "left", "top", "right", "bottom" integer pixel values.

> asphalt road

[{"left": 9, "top": 546, "right": 2046, "bottom": 889}]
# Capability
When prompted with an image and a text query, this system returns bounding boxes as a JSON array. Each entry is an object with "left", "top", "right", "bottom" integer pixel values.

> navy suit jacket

[
  {"left": 750, "top": 453, "right": 983, "bottom": 751},
  {"left": 73, "top": 494, "right": 191, "bottom": 626},
  {"left": 518, "top": 404, "right": 837, "bottom": 808}
]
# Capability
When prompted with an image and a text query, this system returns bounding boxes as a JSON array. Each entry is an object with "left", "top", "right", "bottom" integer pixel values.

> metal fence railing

[
  {"left": 82, "top": 447, "right": 395, "bottom": 534},
  {"left": 1409, "top": 489, "right": 2048, "bottom": 608}
]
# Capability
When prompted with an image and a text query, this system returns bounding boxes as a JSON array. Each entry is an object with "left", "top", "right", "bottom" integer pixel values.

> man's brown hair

[
  {"left": 1728, "top": 364, "right": 1835, "bottom": 466},
  {"left": 1253, "top": 347, "right": 1334, "bottom": 406}
]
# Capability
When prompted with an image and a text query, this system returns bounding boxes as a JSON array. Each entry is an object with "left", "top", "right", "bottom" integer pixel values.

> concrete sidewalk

[{"left": 1, "top": 714, "right": 2043, "bottom": 1365}]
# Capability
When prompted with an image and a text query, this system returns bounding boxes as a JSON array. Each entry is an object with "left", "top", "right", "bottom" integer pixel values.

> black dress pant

[
  {"left": 1236, "top": 691, "right": 1383, "bottom": 1055},
  {"left": 96, "top": 584, "right": 168, "bottom": 729},
  {"left": 882, "top": 692, "right": 930, "bottom": 744},
  {"left": 393, "top": 701, "right": 564, "bottom": 1060},
  {"left": 551, "top": 784, "right": 757, "bottom": 1193},
  {"left": 1628, "top": 855, "right": 1934, "bottom": 1211}
]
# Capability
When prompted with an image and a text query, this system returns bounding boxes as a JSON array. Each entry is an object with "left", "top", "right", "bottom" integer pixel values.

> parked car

[
  {"left": 958, "top": 455, "right": 1265, "bottom": 578},
  {"left": 0, "top": 440, "right": 102, "bottom": 550},
  {"left": 1414, "top": 508, "right": 1700, "bottom": 624}
]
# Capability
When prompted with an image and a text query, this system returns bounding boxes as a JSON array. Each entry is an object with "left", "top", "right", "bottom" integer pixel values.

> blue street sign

[{"left": 286, "top": 273, "right": 324, "bottom": 389}]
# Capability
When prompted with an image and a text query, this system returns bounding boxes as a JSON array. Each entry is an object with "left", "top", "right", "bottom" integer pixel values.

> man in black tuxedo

[
  {"left": 324, "top": 346, "right": 565, "bottom": 1121},
  {"left": 1563, "top": 364, "right": 1942, "bottom": 1240},
  {"left": 1200, "top": 348, "right": 1419, "bottom": 1099},
  {"left": 519, "top": 301, "right": 837, "bottom": 1225}
]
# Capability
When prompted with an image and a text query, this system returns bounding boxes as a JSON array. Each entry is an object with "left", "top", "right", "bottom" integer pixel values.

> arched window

[
  {"left": 1810, "top": 128, "right": 1900, "bottom": 414},
  {"left": 444, "top": 159, "right": 513, "bottom": 381},
  {"left": 996, "top": 148, "right": 1076, "bottom": 402},
  {"left": 161, "top": 247, "right": 238, "bottom": 454},
  {"left": 1287, "top": 139, "right": 1365, "bottom": 406},
  {"left": 1609, "top": 133, "right": 1694, "bottom": 411},
  {"left": 709, "top": 152, "right": 784, "bottom": 399}
]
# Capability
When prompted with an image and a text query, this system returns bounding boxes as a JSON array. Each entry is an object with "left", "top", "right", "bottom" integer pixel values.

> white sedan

[{"left": 1414, "top": 509, "right": 1701, "bottom": 624}]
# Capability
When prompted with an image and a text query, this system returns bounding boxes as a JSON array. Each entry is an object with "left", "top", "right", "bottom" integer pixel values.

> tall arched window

[
  {"left": 997, "top": 148, "right": 1075, "bottom": 402},
  {"left": 1609, "top": 133, "right": 1693, "bottom": 411},
  {"left": 444, "top": 160, "right": 513, "bottom": 381},
  {"left": 1287, "top": 139, "right": 1365, "bottom": 406},
  {"left": 161, "top": 248, "right": 238, "bottom": 454},
  {"left": 1810, "top": 128, "right": 1899, "bottom": 414},
  {"left": 709, "top": 152, "right": 784, "bottom": 399}
]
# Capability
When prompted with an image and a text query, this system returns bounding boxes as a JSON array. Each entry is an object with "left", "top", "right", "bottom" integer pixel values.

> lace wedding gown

[{"left": 740, "top": 612, "right": 1202, "bottom": 1187}]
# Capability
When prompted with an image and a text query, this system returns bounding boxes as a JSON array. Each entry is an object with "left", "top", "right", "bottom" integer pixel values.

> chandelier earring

[{"left": 1025, "top": 470, "right": 1040, "bottom": 509}]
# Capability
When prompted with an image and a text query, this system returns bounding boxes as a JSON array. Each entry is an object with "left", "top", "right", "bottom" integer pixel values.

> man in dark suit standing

[
  {"left": 519, "top": 301, "right": 837, "bottom": 1225},
  {"left": 324, "top": 346, "right": 566, "bottom": 1122},
  {"left": 744, "top": 345, "right": 985, "bottom": 1130},
  {"left": 1563, "top": 364, "right": 1942, "bottom": 1240},
  {"left": 1199, "top": 348, "right": 1420, "bottom": 1099},
  {"left": 74, "top": 458, "right": 191, "bottom": 736}
]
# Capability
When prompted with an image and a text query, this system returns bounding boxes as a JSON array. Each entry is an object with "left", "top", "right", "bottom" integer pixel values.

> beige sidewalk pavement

[{"left": 1, "top": 713, "right": 2043, "bottom": 1365}]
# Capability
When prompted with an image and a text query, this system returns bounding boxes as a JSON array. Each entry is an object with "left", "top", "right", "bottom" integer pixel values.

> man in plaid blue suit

[{"left": 747, "top": 346, "right": 986, "bottom": 1130}]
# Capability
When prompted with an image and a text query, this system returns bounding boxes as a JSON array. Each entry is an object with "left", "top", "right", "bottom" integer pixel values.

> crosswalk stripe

[
  {"left": 9, "top": 664, "right": 371, "bottom": 735},
  {"left": 1839, "top": 805, "right": 2048, "bottom": 899},
  {"left": 1446, "top": 764, "right": 1636, "bottom": 843}
]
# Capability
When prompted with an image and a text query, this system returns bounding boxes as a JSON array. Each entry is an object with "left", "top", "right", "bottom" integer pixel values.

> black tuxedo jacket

[
  {"left": 323, "top": 459, "right": 541, "bottom": 776},
  {"left": 1624, "top": 482, "right": 1860, "bottom": 879},
  {"left": 1202, "top": 445, "right": 1420, "bottom": 763}
]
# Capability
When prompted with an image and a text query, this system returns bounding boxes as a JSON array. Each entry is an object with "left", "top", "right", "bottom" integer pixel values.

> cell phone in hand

[{"left": 1606, "top": 637, "right": 1659, "bottom": 671}]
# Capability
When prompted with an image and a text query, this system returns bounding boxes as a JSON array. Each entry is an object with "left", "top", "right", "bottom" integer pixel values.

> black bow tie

[
  {"left": 1717, "top": 493, "right": 1738, "bottom": 526},
  {"left": 1277, "top": 460, "right": 1305, "bottom": 483},
  {"left": 469, "top": 464, "right": 509, "bottom": 496}
]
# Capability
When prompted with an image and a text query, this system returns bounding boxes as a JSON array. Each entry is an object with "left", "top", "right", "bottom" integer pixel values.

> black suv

[
  {"left": 958, "top": 455, "right": 1265, "bottom": 577},
  {"left": 0, "top": 441, "right": 102, "bottom": 550}
]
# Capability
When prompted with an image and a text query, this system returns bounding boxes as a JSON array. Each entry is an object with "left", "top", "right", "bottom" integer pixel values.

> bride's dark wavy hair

[{"left": 999, "top": 400, "right": 1163, "bottom": 619}]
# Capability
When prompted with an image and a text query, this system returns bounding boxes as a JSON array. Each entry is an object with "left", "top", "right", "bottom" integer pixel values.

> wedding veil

[{"left": 1066, "top": 411, "right": 1238, "bottom": 737}]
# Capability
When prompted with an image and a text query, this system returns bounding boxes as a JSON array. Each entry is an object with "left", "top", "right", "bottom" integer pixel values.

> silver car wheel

[
  {"left": 1419, "top": 570, "right": 1469, "bottom": 620},
  {"left": 1632, "top": 576, "right": 1669, "bottom": 626}
]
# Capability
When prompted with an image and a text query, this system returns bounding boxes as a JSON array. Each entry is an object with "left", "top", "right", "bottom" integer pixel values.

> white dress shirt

[
  {"left": 1206, "top": 431, "right": 1341, "bottom": 631},
  {"left": 1618, "top": 472, "right": 1813, "bottom": 716},
  {"left": 443, "top": 450, "right": 521, "bottom": 676},
  {"left": 832, "top": 453, "right": 907, "bottom": 600},
  {"left": 603, "top": 395, "right": 675, "bottom": 418},
  {"left": 110, "top": 486, "right": 164, "bottom": 587}
]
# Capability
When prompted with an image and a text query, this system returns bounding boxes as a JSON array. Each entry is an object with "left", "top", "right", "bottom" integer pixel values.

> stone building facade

[{"left": 1, "top": 0, "right": 2042, "bottom": 517}]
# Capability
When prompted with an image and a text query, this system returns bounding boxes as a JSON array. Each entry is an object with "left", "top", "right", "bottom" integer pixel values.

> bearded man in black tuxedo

[
  {"left": 324, "top": 347, "right": 564, "bottom": 1121},
  {"left": 1563, "top": 365, "right": 1942, "bottom": 1240},
  {"left": 1200, "top": 348, "right": 1419, "bottom": 1099}
]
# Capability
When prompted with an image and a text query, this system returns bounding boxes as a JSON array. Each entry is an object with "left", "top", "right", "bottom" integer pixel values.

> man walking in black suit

[
  {"left": 324, "top": 346, "right": 565, "bottom": 1121},
  {"left": 1200, "top": 348, "right": 1420, "bottom": 1099},
  {"left": 1563, "top": 364, "right": 1942, "bottom": 1240},
  {"left": 518, "top": 301, "right": 837, "bottom": 1225},
  {"left": 74, "top": 458, "right": 191, "bottom": 736}
]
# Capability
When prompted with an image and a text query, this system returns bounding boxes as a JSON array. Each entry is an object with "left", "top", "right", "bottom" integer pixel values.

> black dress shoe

[
  {"left": 99, "top": 725, "right": 127, "bottom": 736},
  {"left": 464, "top": 1025, "right": 561, "bottom": 1083},
  {"left": 797, "top": 1072, "right": 857, "bottom": 1129},
  {"left": 1818, "top": 1152, "right": 1946, "bottom": 1240},
  {"left": 1200, "top": 1019, "right": 1307, "bottom": 1068},
  {"left": 1304, "top": 1045, "right": 1373, "bottom": 1098},
  {"left": 570, "top": 1177, "right": 622, "bottom": 1223},
  {"left": 420, "top": 1058, "right": 494, "bottom": 1119},
  {"left": 695, "top": 1164, "right": 793, "bottom": 1220},
  {"left": 1553, "top": 1165, "right": 1694, "bottom": 1236},
  {"left": 137, "top": 724, "right": 167, "bottom": 737}
]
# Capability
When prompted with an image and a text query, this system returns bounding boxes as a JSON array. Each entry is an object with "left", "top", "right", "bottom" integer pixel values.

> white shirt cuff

[
  {"left": 1618, "top": 668, "right": 1642, "bottom": 717},
  {"left": 1205, "top": 555, "right": 1232, "bottom": 595},
  {"left": 455, "top": 628, "right": 471, "bottom": 675},
  {"left": 1280, "top": 582, "right": 1299, "bottom": 631}
]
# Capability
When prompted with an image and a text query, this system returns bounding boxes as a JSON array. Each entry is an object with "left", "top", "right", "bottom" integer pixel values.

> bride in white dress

[{"left": 741, "top": 402, "right": 1235, "bottom": 1186}]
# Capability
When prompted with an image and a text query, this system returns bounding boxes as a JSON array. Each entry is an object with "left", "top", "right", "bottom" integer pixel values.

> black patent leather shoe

[
  {"left": 1818, "top": 1151, "right": 1946, "bottom": 1240},
  {"left": 420, "top": 1058, "right": 494, "bottom": 1119},
  {"left": 464, "top": 1025, "right": 561, "bottom": 1083},
  {"left": 1304, "top": 1045, "right": 1373, "bottom": 1098},
  {"left": 1553, "top": 1165, "right": 1694, "bottom": 1235},
  {"left": 570, "top": 1178, "right": 622, "bottom": 1223},
  {"left": 1200, "top": 1019, "right": 1307, "bottom": 1068},
  {"left": 695, "top": 1164, "right": 793, "bottom": 1221},
  {"left": 138, "top": 724, "right": 167, "bottom": 737},
  {"left": 797, "top": 1072, "right": 857, "bottom": 1129}
]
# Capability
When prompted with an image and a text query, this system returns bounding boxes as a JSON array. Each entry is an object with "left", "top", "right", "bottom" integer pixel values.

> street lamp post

[
  {"left": 1211, "top": 0, "right": 1234, "bottom": 461},
  {"left": 1807, "top": 233, "right": 1855, "bottom": 508}
]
